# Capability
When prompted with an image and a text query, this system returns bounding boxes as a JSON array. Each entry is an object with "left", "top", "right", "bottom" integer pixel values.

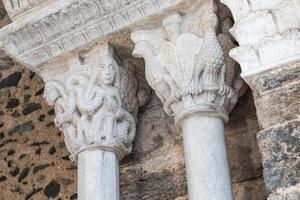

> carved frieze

[
  {"left": 221, "top": 0, "right": 300, "bottom": 77},
  {"left": 2, "top": 0, "right": 51, "bottom": 20},
  {"left": 131, "top": 1, "right": 240, "bottom": 126},
  {"left": 0, "top": 0, "right": 185, "bottom": 70},
  {"left": 43, "top": 43, "right": 141, "bottom": 160}
]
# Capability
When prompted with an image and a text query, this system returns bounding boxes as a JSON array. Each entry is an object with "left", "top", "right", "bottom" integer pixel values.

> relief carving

[
  {"left": 0, "top": 0, "right": 183, "bottom": 68},
  {"left": 131, "top": 2, "right": 239, "bottom": 125},
  {"left": 221, "top": 0, "right": 300, "bottom": 76},
  {"left": 43, "top": 43, "right": 141, "bottom": 160}
]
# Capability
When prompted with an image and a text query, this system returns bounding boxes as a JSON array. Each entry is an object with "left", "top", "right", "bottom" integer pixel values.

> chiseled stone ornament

[
  {"left": 43, "top": 43, "right": 139, "bottom": 161},
  {"left": 131, "top": 1, "right": 242, "bottom": 199},
  {"left": 221, "top": 0, "right": 300, "bottom": 77},
  {"left": 0, "top": 0, "right": 187, "bottom": 70},
  {"left": 131, "top": 1, "right": 240, "bottom": 126},
  {"left": 2, "top": 0, "right": 52, "bottom": 20}
]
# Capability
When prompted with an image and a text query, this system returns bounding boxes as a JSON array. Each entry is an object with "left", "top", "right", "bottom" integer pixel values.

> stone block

[{"left": 257, "top": 120, "right": 300, "bottom": 192}]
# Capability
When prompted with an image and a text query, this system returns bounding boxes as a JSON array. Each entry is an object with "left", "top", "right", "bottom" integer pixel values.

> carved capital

[
  {"left": 131, "top": 1, "right": 241, "bottom": 126},
  {"left": 43, "top": 43, "right": 140, "bottom": 160},
  {"left": 221, "top": 0, "right": 300, "bottom": 77}
]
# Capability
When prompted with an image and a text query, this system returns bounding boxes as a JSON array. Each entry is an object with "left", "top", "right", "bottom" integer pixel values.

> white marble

[
  {"left": 131, "top": 1, "right": 240, "bottom": 199},
  {"left": 43, "top": 43, "right": 139, "bottom": 161},
  {"left": 42, "top": 43, "right": 144, "bottom": 199},
  {"left": 0, "top": 0, "right": 186, "bottom": 69},
  {"left": 221, "top": 0, "right": 300, "bottom": 78},
  {"left": 78, "top": 150, "right": 119, "bottom": 200},
  {"left": 182, "top": 116, "right": 232, "bottom": 200},
  {"left": 131, "top": 4, "right": 239, "bottom": 122}
]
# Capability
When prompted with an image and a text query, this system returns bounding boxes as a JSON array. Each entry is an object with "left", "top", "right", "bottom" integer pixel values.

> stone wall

[{"left": 0, "top": 1, "right": 266, "bottom": 199}]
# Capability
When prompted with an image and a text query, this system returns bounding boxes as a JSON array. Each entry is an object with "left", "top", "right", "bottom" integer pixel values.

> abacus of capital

[{"left": 0, "top": 0, "right": 299, "bottom": 199}]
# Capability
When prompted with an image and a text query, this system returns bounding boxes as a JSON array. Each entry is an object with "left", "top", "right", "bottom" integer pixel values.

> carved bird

[
  {"left": 194, "top": 12, "right": 225, "bottom": 86},
  {"left": 132, "top": 41, "right": 177, "bottom": 103}
]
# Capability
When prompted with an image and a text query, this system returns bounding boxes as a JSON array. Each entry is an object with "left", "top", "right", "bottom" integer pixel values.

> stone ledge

[{"left": 0, "top": 0, "right": 200, "bottom": 71}]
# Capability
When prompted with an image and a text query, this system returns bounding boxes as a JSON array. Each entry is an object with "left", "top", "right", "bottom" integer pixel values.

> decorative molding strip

[
  {"left": 0, "top": 0, "right": 185, "bottom": 70},
  {"left": 2, "top": 0, "right": 52, "bottom": 20}
]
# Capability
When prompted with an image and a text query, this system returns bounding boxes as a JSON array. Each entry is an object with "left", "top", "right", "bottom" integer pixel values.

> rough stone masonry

[{"left": 1, "top": 0, "right": 299, "bottom": 199}]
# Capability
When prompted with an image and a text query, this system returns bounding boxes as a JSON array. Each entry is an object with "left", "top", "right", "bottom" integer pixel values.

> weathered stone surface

[
  {"left": 233, "top": 177, "right": 266, "bottom": 200},
  {"left": 9, "top": 121, "right": 35, "bottom": 134},
  {"left": 22, "top": 103, "right": 42, "bottom": 115},
  {"left": 18, "top": 167, "right": 30, "bottom": 182},
  {"left": 0, "top": 0, "right": 199, "bottom": 69},
  {"left": 246, "top": 62, "right": 300, "bottom": 129},
  {"left": 5, "top": 98, "right": 19, "bottom": 108},
  {"left": 250, "top": 63, "right": 300, "bottom": 94},
  {"left": 0, "top": 1, "right": 266, "bottom": 199},
  {"left": 44, "top": 180, "right": 61, "bottom": 198},
  {"left": 257, "top": 120, "right": 300, "bottom": 193},
  {"left": 0, "top": 57, "right": 14, "bottom": 70},
  {"left": 221, "top": 0, "right": 300, "bottom": 78},
  {"left": 0, "top": 175, "right": 7, "bottom": 182},
  {"left": 268, "top": 190, "right": 300, "bottom": 200},
  {"left": 0, "top": 62, "right": 266, "bottom": 199},
  {"left": 33, "top": 163, "right": 50, "bottom": 174},
  {"left": 25, "top": 187, "right": 43, "bottom": 200},
  {"left": 0, "top": 71, "right": 22, "bottom": 89}
]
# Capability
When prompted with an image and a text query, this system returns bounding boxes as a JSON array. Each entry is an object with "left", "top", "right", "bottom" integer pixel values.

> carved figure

[
  {"left": 44, "top": 44, "right": 138, "bottom": 160},
  {"left": 44, "top": 79, "right": 81, "bottom": 153},
  {"left": 131, "top": 4, "right": 238, "bottom": 119}
]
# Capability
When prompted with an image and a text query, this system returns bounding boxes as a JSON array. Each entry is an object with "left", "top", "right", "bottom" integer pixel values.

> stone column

[
  {"left": 221, "top": 0, "right": 300, "bottom": 199},
  {"left": 131, "top": 1, "right": 242, "bottom": 199},
  {"left": 42, "top": 43, "right": 140, "bottom": 200}
]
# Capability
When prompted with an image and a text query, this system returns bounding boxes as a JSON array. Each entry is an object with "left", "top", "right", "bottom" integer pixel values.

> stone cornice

[
  {"left": 221, "top": 0, "right": 300, "bottom": 78},
  {"left": 0, "top": 0, "right": 196, "bottom": 71},
  {"left": 2, "top": 0, "right": 53, "bottom": 20}
]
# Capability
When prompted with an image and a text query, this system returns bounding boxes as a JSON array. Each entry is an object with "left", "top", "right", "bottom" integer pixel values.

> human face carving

[{"left": 99, "top": 58, "right": 116, "bottom": 86}]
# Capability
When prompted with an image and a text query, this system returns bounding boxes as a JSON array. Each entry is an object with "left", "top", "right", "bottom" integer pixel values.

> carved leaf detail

[
  {"left": 158, "top": 42, "right": 181, "bottom": 85},
  {"left": 176, "top": 33, "right": 203, "bottom": 85}
]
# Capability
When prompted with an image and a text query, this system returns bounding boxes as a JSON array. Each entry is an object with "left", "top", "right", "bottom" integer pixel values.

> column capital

[
  {"left": 221, "top": 0, "right": 300, "bottom": 78},
  {"left": 131, "top": 2, "right": 241, "bottom": 126},
  {"left": 43, "top": 43, "right": 140, "bottom": 161}
]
